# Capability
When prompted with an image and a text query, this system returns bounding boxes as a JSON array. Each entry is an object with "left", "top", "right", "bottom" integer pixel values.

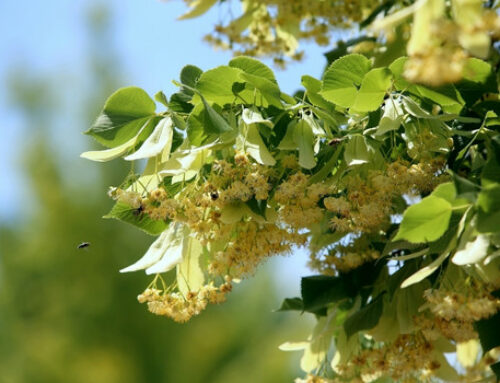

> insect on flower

[
  {"left": 77, "top": 242, "right": 91, "bottom": 249},
  {"left": 132, "top": 204, "right": 145, "bottom": 217},
  {"left": 328, "top": 138, "right": 343, "bottom": 146}
]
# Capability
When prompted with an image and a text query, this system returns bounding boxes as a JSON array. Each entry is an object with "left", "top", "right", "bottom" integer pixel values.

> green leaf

[
  {"left": 162, "top": 176, "right": 184, "bottom": 198},
  {"left": 344, "top": 294, "right": 385, "bottom": 338},
  {"left": 178, "top": 0, "right": 217, "bottom": 20},
  {"left": 344, "top": 135, "right": 372, "bottom": 166},
  {"left": 86, "top": 86, "right": 156, "bottom": 148},
  {"left": 385, "top": 261, "right": 419, "bottom": 296},
  {"left": 302, "top": 75, "right": 335, "bottom": 110},
  {"left": 179, "top": 65, "right": 203, "bottom": 96},
  {"left": 180, "top": 65, "right": 203, "bottom": 88},
  {"left": 187, "top": 101, "right": 232, "bottom": 146},
  {"left": 154, "top": 91, "right": 168, "bottom": 107},
  {"left": 475, "top": 309, "right": 500, "bottom": 352},
  {"left": 245, "top": 197, "right": 267, "bottom": 219},
  {"left": 186, "top": 104, "right": 210, "bottom": 146},
  {"left": 276, "top": 297, "right": 304, "bottom": 312},
  {"left": 241, "top": 108, "right": 274, "bottom": 128},
  {"left": 301, "top": 275, "right": 354, "bottom": 314},
  {"left": 277, "top": 120, "right": 298, "bottom": 150},
  {"left": 220, "top": 203, "right": 245, "bottom": 224},
  {"left": 239, "top": 71, "right": 283, "bottom": 108},
  {"left": 394, "top": 196, "right": 453, "bottom": 243},
  {"left": 431, "top": 182, "right": 456, "bottom": 203},
  {"left": 396, "top": 280, "right": 428, "bottom": 333},
  {"left": 350, "top": 67, "right": 392, "bottom": 112},
  {"left": 168, "top": 92, "right": 193, "bottom": 114},
  {"left": 195, "top": 66, "right": 242, "bottom": 105},
  {"left": 229, "top": 56, "right": 276, "bottom": 82},
  {"left": 457, "top": 58, "right": 498, "bottom": 105},
  {"left": 244, "top": 124, "right": 276, "bottom": 166},
  {"left": 320, "top": 54, "right": 371, "bottom": 108},
  {"left": 401, "top": 252, "right": 449, "bottom": 288},
  {"left": 375, "top": 98, "right": 404, "bottom": 136},
  {"left": 294, "top": 119, "right": 316, "bottom": 169},
  {"left": 477, "top": 184, "right": 500, "bottom": 233},
  {"left": 452, "top": 172, "right": 480, "bottom": 202},
  {"left": 201, "top": 98, "right": 232, "bottom": 133},
  {"left": 104, "top": 201, "right": 168, "bottom": 236},
  {"left": 389, "top": 57, "right": 464, "bottom": 112}
]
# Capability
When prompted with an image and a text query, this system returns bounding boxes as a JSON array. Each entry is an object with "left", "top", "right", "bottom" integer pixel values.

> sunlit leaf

[
  {"left": 294, "top": 119, "right": 316, "bottom": 169},
  {"left": 104, "top": 201, "right": 168, "bottom": 236},
  {"left": 401, "top": 251, "right": 449, "bottom": 288},
  {"left": 394, "top": 196, "right": 452, "bottom": 243},
  {"left": 86, "top": 86, "right": 156, "bottom": 148},
  {"left": 321, "top": 54, "right": 371, "bottom": 108}
]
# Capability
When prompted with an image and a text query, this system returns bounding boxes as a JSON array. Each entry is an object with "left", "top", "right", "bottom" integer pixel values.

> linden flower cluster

[
  {"left": 326, "top": 158, "right": 447, "bottom": 235},
  {"left": 137, "top": 279, "right": 232, "bottom": 323},
  {"left": 403, "top": 6, "right": 500, "bottom": 86},
  {"left": 274, "top": 172, "right": 330, "bottom": 229},
  {"left": 415, "top": 315, "right": 478, "bottom": 343},
  {"left": 312, "top": 237, "right": 381, "bottom": 276},
  {"left": 208, "top": 221, "right": 306, "bottom": 278},
  {"left": 424, "top": 286, "right": 500, "bottom": 322},
  {"left": 112, "top": 152, "right": 450, "bottom": 323},
  {"left": 200, "top": 0, "right": 384, "bottom": 65},
  {"left": 336, "top": 334, "right": 440, "bottom": 382},
  {"left": 309, "top": 158, "right": 447, "bottom": 275}
]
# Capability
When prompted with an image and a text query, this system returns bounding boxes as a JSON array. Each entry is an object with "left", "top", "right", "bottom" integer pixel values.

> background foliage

[{"left": 0, "top": 6, "right": 306, "bottom": 382}]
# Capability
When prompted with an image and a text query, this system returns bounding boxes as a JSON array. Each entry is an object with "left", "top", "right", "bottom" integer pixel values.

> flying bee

[{"left": 77, "top": 242, "right": 91, "bottom": 250}]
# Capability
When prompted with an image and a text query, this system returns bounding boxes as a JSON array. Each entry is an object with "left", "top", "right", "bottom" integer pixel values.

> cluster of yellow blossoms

[
  {"left": 309, "top": 158, "right": 447, "bottom": 275},
  {"left": 200, "top": 0, "right": 383, "bottom": 65},
  {"left": 424, "top": 286, "right": 500, "bottom": 322},
  {"left": 312, "top": 237, "right": 381, "bottom": 275},
  {"left": 113, "top": 154, "right": 449, "bottom": 290},
  {"left": 274, "top": 172, "right": 329, "bottom": 229},
  {"left": 110, "top": 149, "right": 453, "bottom": 325},
  {"left": 137, "top": 279, "right": 232, "bottom": 323},
  {"left": 337, "top": 334, "right": 441, "bottom": 382},
  {"left": 402, "top": 4, "right": 500, "bottom": 86},
  {"left": 410, "top": 282, "right": 500, "bottom": 344}
]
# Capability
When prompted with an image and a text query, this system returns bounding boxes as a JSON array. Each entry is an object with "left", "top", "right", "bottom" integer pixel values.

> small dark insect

[
  {"left": 132, "top": 204, "right": 144, "bottom": 217},
  {"left": 328, "top": 138, "right": 343, "bottom": 146},
  {"left": 210, "top": 192, "right": 219, "bottom": 201},
  {"left": 77, "top": 242, "right": 91, "bottom": 249}
]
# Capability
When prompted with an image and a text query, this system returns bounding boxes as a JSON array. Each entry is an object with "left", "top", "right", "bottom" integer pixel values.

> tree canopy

[{"left": 82, "top": 1, "right": 500, "bottom": 382}]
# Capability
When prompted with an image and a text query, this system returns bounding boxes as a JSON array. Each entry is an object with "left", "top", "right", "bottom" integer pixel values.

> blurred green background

[{"left": 0, "top": 3, "right": 315, "bottom": 382}]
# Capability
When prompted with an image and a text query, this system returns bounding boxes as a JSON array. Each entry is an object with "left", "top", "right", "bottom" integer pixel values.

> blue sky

[{"left": 0, "top": 0, "right": 330, "bottom": 223}]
